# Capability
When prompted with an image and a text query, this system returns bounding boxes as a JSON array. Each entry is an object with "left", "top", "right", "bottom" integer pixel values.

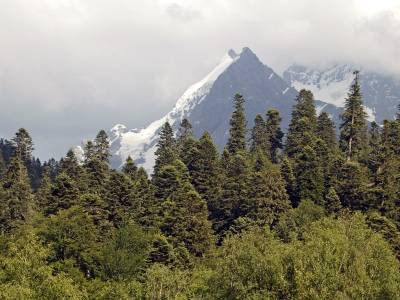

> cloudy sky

[{"left": 1, "top": 0, "right": 400, "bottom": 160}]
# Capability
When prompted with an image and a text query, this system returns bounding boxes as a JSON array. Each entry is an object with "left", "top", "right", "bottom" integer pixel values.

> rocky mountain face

[{"left": 83, "top": 48, "right": 399, "bottom": 172}]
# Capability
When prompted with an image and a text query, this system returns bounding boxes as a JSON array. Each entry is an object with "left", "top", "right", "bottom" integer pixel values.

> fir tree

[
  {"left": 217, "top": 151, "right": 250, "bottom": 234},
  {"left": 59, "top": 149, "right": 82, "bottom": 180},
  {"left": 286, "top": 89, "right": 318, "bottom": 157},
  {"left": 337, "top": 161, "right": 369, "bottom": 210},
  {"left": 35, "top": 166, "right": 53, "bottom": 213},
  {"left": 317, "top": 112, "right": 337, "bottom": 152},
  {"left": 0, "top": 151, "right": 5, "bottom": 177},
  {"left": 250, "top": 114, "right": 268, "bottom": 154},
  {"left": 246, "top": 166, "right": 291, "bottom": 227},
  {"left": 84, "top": 140, "right": 96, "bottom": 163},
  {"left": 295, "top": 146, "right": 324, "bottom": 205},
  {"left": 226, "top": 93, "right": 247, "bottom": 154},
  {"left": 266, "top": 109, "right": 284, "bottom": 163},
  {"left": 122, "top": 156, "right": 138, "bottom": 181},
  {"left": 153, "top": 121, "right": 176, "bottom": 178},
  {"left": 367, "top": 122, "right": 383, "bottom": 178},
  {"left": 281, "top": 157, "right": 297, "bottom": 207},
  {"left": 158, "top": 162, "right": 213, "bottom": 256},
  {"left": 339, "top": 71, "right": 368, "bottom": 161},
  {"left": 190, "top": 132, "right": 221, "bottom": 217},
  {"left": 47, "top": 172, "right": 80, "bottom": 215},
  {"left": 325, "top": 187, "right": 342, "bottom": 214},
  {"left": 11, "top": 128, "right": 33, "bottom": 162},
  {"left": 94, "top": 130, "right": 110, "bottom": 162},
  {"left": 176, "top": 118, "right": 193, "bottom": 147},
  {"left": 0, "top": 155, "right": 33, "bottom": 232}
]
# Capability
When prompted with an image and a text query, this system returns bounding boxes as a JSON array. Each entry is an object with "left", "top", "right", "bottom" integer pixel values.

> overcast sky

[{"left": 1, "top": 0, "right": 400, "bottom": 160}]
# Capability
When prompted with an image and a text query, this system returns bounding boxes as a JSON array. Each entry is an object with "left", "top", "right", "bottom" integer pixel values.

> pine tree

[
  {"left": 176, "top": 118, "right": 193, "bottom": 147},
  {"left": 59, "top": 149, "right": 83, "bottom": 180},
  {"left": 153, "top": 160, "right": 189, "bottom": 201},
  {"left": 153, "top": 121, "right": 176, "bottom": 178},
  {"left": 11, "top": 128, "right": 33, "bottom": 162},
  {"left": 246, "top": 166, "right": 291, "bottom": 227},
  {"left": 190, "top": 131, "right": 221, "bottom": 217},
  {"left": 122, "top": 156, "right": 138, "bottom": 181},
  {"left": 84, "top": 140, "right": 96, "bottom": 163},
  {"left": 280, "top": 157, "right": 297, "bottom": 207},
  {"left": 0, "top": 154, "right": 33, "bottom": 232},
  {"left": 133, "top": 167, "right": 156, "bottom": 227},
  {"left": 286, "top": 89, "right": 318, "bottom": 157},
  {"left": 104, "top": 171, "right": 135, "bottom": 225},
  {"left": 158, "top": 162, "right": 213, "bottom": 256},
  {"left": 35, "top": 166, "right": 53, "bottom": 213},
  {"left": 47, "top": 172, "right": 80, "bottom": 215},
  {"left": 317, "top": 112, "right": 337, "bottom": 152},
  {"left": 339, "top": 71, "right": 368, "bottom": 161},
  {"left": 266, "top": 109, "right": 284, "bottom": 163},
  {"left": 217, "top": 151, "right": 250, "bottom": 234},
  {"left": 94, "top": 130, "right": 110, "bottom": 162},
  {"left": 325, "top": 187, "right": 342, "bottom": 214},
  {"left": 295, "top": 145, "right": 324, "bottom": 205},
  {"left": 367, "top": 122, "right": 383, "bottom": 178},
  {"left": 337, "top": 161, "right": 369, "bottom": 210},
  {"left": 0, "top": 151, "right": 5, "bottom": 178},
  {"left": 250, "top": 114, "right": 268, "bottom": 154},
  {"left": 226, "top": 93, "right": 247, "bottom": 154}
]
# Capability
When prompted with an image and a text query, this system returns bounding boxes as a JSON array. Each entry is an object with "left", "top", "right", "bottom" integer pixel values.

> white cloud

[{"left": 0, "top": 0, "right": 399, "bottom": 158}]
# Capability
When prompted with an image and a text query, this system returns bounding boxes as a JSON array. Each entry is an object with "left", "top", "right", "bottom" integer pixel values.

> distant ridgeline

[
  {"left": 0, "top": 70, "right": 400, "bottom": 298},
  {"left": 95, "top": 48, "right": 400, "bottom": 171}
]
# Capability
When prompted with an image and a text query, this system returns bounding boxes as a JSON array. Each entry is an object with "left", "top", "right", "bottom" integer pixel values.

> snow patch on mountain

[{"left": 285, "top": 64, "right": 355, "bottom": 107}]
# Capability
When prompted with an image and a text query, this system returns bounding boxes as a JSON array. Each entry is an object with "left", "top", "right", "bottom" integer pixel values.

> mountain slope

[
  {"left": 283, "top": 64, "right": 400, "bottom": 123},
  {"left": 108, "top": 47, "right": 298, "bottom": 171}
]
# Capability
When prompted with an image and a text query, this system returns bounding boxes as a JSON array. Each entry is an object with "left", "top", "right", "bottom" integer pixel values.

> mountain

[
  {"left": 283, "top": 64, "right": 400, "bottom": 123},
  {"left": 105, "top": 47, "right": 301, "bottom": 171},
  {"left": 88, "top": 48, "right": 399, "bottom": 172}
]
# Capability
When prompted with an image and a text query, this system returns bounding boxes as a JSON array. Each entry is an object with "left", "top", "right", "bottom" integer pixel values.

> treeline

[{"left": 0, "top": 72, "right": 400, "bottom": 299}]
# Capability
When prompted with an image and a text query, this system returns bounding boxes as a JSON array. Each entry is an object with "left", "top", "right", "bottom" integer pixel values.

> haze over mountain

[{"left": 81, "top": 47, "right": 399, "bottom": 171}]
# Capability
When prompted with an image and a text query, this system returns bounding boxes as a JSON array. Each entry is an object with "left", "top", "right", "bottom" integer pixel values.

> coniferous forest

[{"left": 1, "top": 72, "right": 400, "bottom": 299}]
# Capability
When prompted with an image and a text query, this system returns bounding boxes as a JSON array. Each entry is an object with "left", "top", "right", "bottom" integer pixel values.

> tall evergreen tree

[
  {"left": 317, "top": 112, "right": 337, "bottom": 152},
  {"left": 94, "top": 130, "right": 110, "bottom": 162},
  {"left": 153, "top": 121, "right": 176, "bottom": 178},
  {"left": 286, "top": 89, "right": 318, "bottom": 157},
  {"left": 325, "top": 187, "right": 342, "bottom": 214},
  {"left": 217, "top": 151, "right": 250, "bottom": 234},
  {"left": 122, "top": 156, "right": 138, "bottom": 181},
  {"left": 295, "top": 146, "right": 324, "bottom": 205},
  {"left": 47, "top": 172, "right": 80, "bottom": 215},
  {"left": 59, "top": 149, "right": 82, "bottom": 180},
  {"left": 280, "top": 157, "right": 297, "bottom": 207},
  {"left": 35, "top": 166, "right": 53, "bottom": 213},
  {"left": 0, "top": 155, "right": 33, "bottom": 232},
  {"left": 250, "top": 114, "right": 268, "bottom": 154},
  {"left": 246, "top": 166, "right": 291, "bottom": 227},
  {"left": 11, "top": 128, "right": 33, "bottom": 161},
  {"left": 158, "top": 161, "right": 213, "bottom": 256},
  {"left": 367, "top": 122, "right": 383, "bottom": 178},
  {"left": 190, "top": 132, "right": 221, "bottom": 217},
  {"left": 266, "top": 109, "right": 284, "bottom": 163},
  {"left": 226, "top": 93, "right": 247, "bottom": 155},
  {"left": 339, "top": 71, "right": 368, "bottom": 161},
  {"left": 84, "top": 140, "right": 96, "bottom": 164},
  {"left": 0, "top": 151, "right": 5, "bottom": 178}
]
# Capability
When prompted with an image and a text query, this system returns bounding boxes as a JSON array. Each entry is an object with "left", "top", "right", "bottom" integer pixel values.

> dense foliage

[{"left": 1, "top": 73, "right": 400, "bottom": 299}]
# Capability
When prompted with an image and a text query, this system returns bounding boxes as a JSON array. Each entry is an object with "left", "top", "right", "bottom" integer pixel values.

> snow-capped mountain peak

[{"left": 108, "top": 48, "right": 242, "bottom": 171}]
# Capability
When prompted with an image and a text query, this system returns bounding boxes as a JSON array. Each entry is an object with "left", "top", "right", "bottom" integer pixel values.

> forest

[{"left": 0, "top": 72, "right": 400, "bottom": 299}]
